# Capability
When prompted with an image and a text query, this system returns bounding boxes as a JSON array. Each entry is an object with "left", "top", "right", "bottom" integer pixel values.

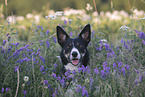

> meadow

[{"left": 0, "top": 8, "right": 145, "bottom": 97}]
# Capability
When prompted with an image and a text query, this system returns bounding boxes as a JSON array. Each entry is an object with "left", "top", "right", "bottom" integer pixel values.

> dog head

[{"left": 57, "top": 24, "right": 91, "bottom": 68}]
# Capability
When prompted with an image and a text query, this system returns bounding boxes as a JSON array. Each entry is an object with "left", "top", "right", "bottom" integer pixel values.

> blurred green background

[{"left": 0, "top": 0, "right": 145, "bottom": 16}]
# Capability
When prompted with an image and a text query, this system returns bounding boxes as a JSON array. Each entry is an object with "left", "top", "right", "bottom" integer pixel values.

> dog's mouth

[{"left": 71, "top": 59, "right": 79, "bottom": 66}]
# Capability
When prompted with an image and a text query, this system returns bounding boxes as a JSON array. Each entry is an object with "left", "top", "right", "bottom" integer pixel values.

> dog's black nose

[{"left": 72, "top": 51, "right": 78, "bottom": 57}]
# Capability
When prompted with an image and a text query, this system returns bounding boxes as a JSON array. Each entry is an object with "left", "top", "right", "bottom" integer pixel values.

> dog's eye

[
  {"left": 77, "top": 43, "right": 82, "bottom": 48},
  {"left": 67, "top": 46, "right": 70, "bottom": 48},
  {"left": 67, "top": 44, "right": 72, "bottom": 48},
  {"left": 77, "top": 43, "right": 79, "bottom": 46}
]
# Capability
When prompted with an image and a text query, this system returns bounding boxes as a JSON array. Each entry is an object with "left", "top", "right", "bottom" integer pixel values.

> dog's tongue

[{"left": 72, "top": 60, "right": 79, "bottom": 65}]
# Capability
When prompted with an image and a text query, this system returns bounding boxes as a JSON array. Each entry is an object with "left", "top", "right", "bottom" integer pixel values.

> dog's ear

[
  {"left": 57, "top": 26, "right": 69, "bottom": 47},
  {"left": 79, "top": 24, "right": 91, "bottom": 46}
]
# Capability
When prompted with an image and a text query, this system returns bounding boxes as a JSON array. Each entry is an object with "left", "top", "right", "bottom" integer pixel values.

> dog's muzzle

[
  {"left": 70, "top": 50, "right": 80, "bottom": 65},
  {"left": 71, "top": 51, "right": 79, "bottom": 65}
]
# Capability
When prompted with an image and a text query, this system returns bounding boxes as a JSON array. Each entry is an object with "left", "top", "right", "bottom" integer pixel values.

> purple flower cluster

[
  {"left": 75, "top": 85, "right": 89, "bottom": 97},
  {"left": 1, "top": 87, "right": 10, "bottom": 93},
  {"left": 1, "top": 25, "right": 145, "bottom": 97},
  {"left": 135, "top": 30, "right": 145, "bottom": 45}
]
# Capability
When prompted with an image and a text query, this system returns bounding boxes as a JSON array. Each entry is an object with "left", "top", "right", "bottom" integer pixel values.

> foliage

[
  {"left": 0, "top": 8, "right": 145, "bottom": 97},
  {"left": 0, "top": 0, "right": 145, "bottom": 16}
]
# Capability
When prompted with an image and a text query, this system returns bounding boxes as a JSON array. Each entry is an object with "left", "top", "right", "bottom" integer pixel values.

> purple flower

[
  {"left": 92, "top": 30, "right": 95, "bottom": 37},
  {"left": 135, "top": 78, "right": 138, "bottom": 85},
  {"left": 135, "top": 30, "right": 139, "bottom": 34},
  {"left": 44, "top": 80, "right": 48, "bottom": 85},
  {"left": 86, "top": 66, "right": 91, "bottom": 74},
  {"left": 95, "top": 45, "right": 99, "bottom": 51},
  {"left": 121, "top": 67, "right": 125, "bottom": 76},
  {"left": 52, "top": 89, "right": 59, "bottom": 97},
  {"left": 46, "top": 40, "right": 50, "bottom": 49},
  {"left": 54, "top": 64, "right": 57, "bottom": 68},
  {"left": 26, "top": 48, "right": 33, "bottom": 52},
  {"left": 8, "top": 21, "right": 10, "bottom": 24},
  {"left": 99, "top": 45, "right": 103, "bottom": 51},
  {"left": 15, "top": 43, "right": 19, "bottom": 47},
  {"left": 66, "top": 75, "right": 74, "bottom": 80},
  {"left": 37, "top": 26, "right": 43, "bottom": 31},
  {"left": 42, "top": 72, "right": 46, "bottom": 74},
  {"left": 104, "top": 43, "right": 110, "bottom": 51},
  {"left": 40, "top": 41, "right": 44, "bottom": 46},
  {"left": 139, "top": 76, "right": 143, "bottom": 82},
  {"left": 19, "top": 47, "right": 25, "bottom": 51},
  {"left": 22, "top": 90, "right": 27, "bottom": 94},
  {"left": 1, "top": 49, "right": 6, "bottom": 53},
  {"left": 7, "top": 36, "right": 11, "bottom": 41},
  {"left": 60, "top": 78, "right": 66, "bottom": 87},
  {"left": 78, "top": 67, "right": 83, "bottom": 73},
  {"left": 118, "top": 61, "right": 122, "bottom": 67},
  {"left": 113, "top": 63, "right": 117, "bottom": 68},
  {"left": 53, "top": 37, "right": 57, "bottom": 43},
  {"left": 15, "top": 66, "right": 19, "bottom": 72},
  {"left": 24, "top": 44, "right": 29, "bottom": 49},
  {"left": 65, "top": 70, "right": 71, "bottom": 76},
  {"left": 103, "top": 62, "right": 107, "bottom": 69},
  {"left": 123, "top": 41, "right": 128, "bottom": 49},
  {"left": 52, "top": 73, "right": 57, "bottom": 79},
  {"left": 6, "top": 88, "right": 10, "bottom": 92},
  {"left": 57, "top": 76, "right": 61, "bottom": 81},
  {"left": 138, "top": 31, "right": 145, "bottom": 39},
  {"left": 64, "top": 20, "right": 67, "bottom": 25},
  {"left": 6, "top": 33, "right": 9, "bottom": 36},
  {"left": 82, "top": 65, "right": 87, "bottom": 73},
  {"left": 1, "top": 88, "right": 4, "bottom": 93},
  {"left": 125, "top": 65, "right": 130, "bottom": 70},
  {"left": 7, "top": 47, "right": 12, "bottom": 53},
  {"left": 31, "top": 42, "right": 34, "bottom": 45},
  {"left": 37, "top": 26, "right": 41, "bottom": 29},
  {"left": 82, "top": 86, "right": 89, "bottom": 97},
  {"left": 90, "top": 77, "right": 94, "bottom": 88},
  {"left": 100, "top": 70, "right": 106, "bottom": 78},
  {"left": 37, "top": 48, "right": 41, "bottom": 52},
  {"left": 40, "top": 65, "right": 44, "bottom": 71},
  {"left": 47, "top": 84, "right": 51, "bottom": 89},
  {"left": 94, "top": 67, "right": 99, "bottom": 75},
  {"left": 69, "top": 32, "right": 73, "bottom": 37},
  {"left": 72, "top": 70, "right": 76, "bottom": 75},
  {"left": 107, "top": 53, "right": 111, "bottom": 58},
  {"left": 127, "top": 40, "right": 130, "bottom": 44},
  {"left": 75, "top": 85, "right": 82, "bottom": 92},
  {"left": 39, "top": 55, "right": 45, "bottom": 64},
  {"left": 3, "top": 40, "right": 6, "bottom": 46},
  {"left": 23, "top": 57, "right": 28, "bottom": 61},
  {"left": 105, "top": 67, "right": 110, "bottom": 73},
  {"left": 16, "top": 59, "right": 23, "bottom": 64},
  {"left": 121, "top": 39, "right": 124, "bottom": 44},
  {"left": 45, "top": 30, "right": 49, "bottom": 35},
  {"left": 41, "top": 26, "right": 43, "bottom": 31},
  {"left": 142, "top": 40, "right": 145, "bottom": 45},
  {"left": 134, "top": 69, "right": 140, "bottom": 74}
]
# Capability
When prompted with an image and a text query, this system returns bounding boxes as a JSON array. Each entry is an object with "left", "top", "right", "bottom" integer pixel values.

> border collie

[{"left": 56, "top": 24, "right": 91, "bottom": 73}]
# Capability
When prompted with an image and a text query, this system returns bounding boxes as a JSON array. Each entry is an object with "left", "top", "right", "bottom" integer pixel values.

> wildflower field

[{"left": 0, "top": 8, "right": 145, "bottom": 97}]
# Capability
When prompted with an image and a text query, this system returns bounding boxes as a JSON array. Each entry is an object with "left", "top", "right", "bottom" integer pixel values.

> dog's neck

[{"left": 64, "top": 63, "right": 81, "bottom": 71}]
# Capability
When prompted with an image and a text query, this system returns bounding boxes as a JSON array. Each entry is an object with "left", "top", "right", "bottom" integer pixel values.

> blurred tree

[{"left": 0, "top": 0, "right": 144, "bottom": 16}]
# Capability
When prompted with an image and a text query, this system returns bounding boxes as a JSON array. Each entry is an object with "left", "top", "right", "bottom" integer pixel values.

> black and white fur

[{"left": 57, "top": 24, "right": 91, "bottom": 73}]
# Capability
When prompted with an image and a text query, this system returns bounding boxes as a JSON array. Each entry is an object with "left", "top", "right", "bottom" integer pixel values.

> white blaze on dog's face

[{"left": 70, "top": 47, "right": 81, "bottom": 66}]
